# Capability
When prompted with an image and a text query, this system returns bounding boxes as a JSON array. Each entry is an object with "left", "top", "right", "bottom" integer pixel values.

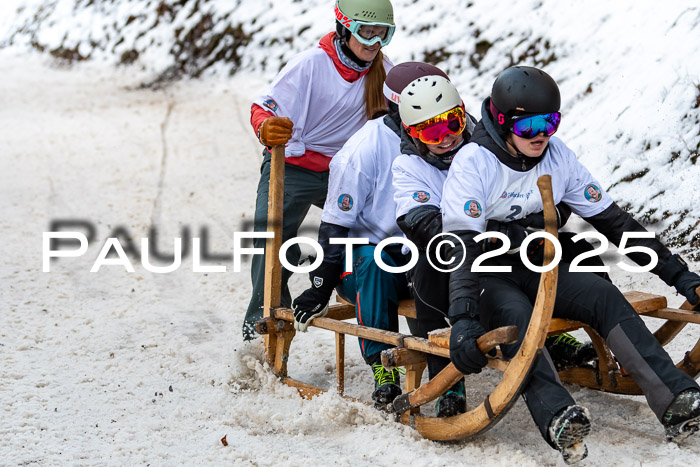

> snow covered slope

[{"left": 2, "top": 0, "right": 698, "bottom": 256}]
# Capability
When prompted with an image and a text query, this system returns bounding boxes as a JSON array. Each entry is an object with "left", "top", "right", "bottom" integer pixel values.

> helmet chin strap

[
  {"left": 505, "top": 138, "right": 522, "bottom": 157},
  {"left": 418, "top": 137, "right": 467, "bottom": 170}
]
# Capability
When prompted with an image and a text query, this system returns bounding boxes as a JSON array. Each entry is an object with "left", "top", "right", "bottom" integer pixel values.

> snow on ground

[{"left": 1, "top": 51, "right": 699, "bottom": 466}]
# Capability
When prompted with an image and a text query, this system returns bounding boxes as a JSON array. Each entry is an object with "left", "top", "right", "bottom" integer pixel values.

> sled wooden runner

[{"left": 256, "top": 144, "right": 700, "bottom": 441}]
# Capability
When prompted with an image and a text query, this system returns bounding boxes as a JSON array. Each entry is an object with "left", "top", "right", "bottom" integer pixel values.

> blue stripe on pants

[{"left": 336, "top": 245, "right": 408, "bottom": 362}]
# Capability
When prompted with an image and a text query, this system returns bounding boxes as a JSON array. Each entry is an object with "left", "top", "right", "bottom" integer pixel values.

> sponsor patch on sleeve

[
  {"left": 262, "top": 99, "right": 278, "bottom": 112},
  {"left": 412, "top": 191, "right": 430, "bottom": 203},
  {"left": 464, "top": 200, "right": 482, "bottom": 218},
  {"left": 338, "top": 194, "right": 353, "bottom": 211},
  {"left": 584, "top": 184, "right": 602, "bottom": 203}
]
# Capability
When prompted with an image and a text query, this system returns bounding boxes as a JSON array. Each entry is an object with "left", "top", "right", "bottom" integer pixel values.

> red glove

[{"left": 258, "top": 117, "right": 293, "bottom": 147}]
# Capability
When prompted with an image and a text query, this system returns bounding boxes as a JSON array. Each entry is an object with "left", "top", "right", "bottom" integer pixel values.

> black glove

[
  {"left": 674, "top": 271, "right": 700, "bottom": 307},
  {"left": 483, "top": 219, "right": 529, "bottom": 252},
  {"left": 292, "top": 261, "right": 342, "bottom": 332},
  {"left": 512, "top": 203, "right": 570, "bottom": 230},
  {"left": 449, "top": 317, "right": 492, "bottom": 375},
  {"left": 657, "top": 254, "right": 700, "bottom": 308}
]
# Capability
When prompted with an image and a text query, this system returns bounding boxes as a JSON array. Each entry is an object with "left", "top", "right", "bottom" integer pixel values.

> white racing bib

[
  {"left": 442, "top": 136, "right": 613, "bottom": 233},
  {"left": 321, "top": 118, "right": 403, "bottom": 244}
]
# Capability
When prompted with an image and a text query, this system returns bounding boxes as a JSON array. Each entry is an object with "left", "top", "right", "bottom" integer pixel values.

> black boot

[
  {"left": 370, "top": 363, "right": 402, "bottom": 410},
  {"left": 663, "top": 388, "right": 700, "bottom": 442},
  {"left": 546, "top": 333, "right": 596, "bottom": 371},
  {"left": 436, "top": 379, "right": 467, "bottom": 417},
  {"left": 548, "top": 405, "right": 591, "bottom": 464}
]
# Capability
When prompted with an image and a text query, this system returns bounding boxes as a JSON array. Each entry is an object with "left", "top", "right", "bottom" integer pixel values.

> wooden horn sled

[{"left": 255, "top": 145, "right": 700, "bottom": 441}]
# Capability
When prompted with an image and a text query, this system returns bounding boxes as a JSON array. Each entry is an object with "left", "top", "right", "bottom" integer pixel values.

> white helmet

[{"left": 399, "top": 75, "right": 462, "bottom": 126}]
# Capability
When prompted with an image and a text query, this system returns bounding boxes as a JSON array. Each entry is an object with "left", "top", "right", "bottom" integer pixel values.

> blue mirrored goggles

[{"left": 510, "top": 112, "right": 561, "bottom": 139}]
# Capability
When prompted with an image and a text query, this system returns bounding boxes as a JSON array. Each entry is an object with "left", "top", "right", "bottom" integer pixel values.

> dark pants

[
  {"left": 336, "top": 245, "right": 412, "bottom": 363},
  {"left": 242, "top": 150, "right": 329, "bottom": 340},
  {"left": 479, "top": 262, "right": 699, "bottom": 446},
  {"left": 408, "top": 252, "right": 452, "bottom": 379}
]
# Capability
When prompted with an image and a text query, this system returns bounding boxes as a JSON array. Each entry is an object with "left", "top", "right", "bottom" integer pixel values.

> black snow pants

[
  {"left": 406, "top": 251, "right": 452, "bottom": 379},
  {"left": 479, "top": 262, "right": 699, "bottom": 447}
]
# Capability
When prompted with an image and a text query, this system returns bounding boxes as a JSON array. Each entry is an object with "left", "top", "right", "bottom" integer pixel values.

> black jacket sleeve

[
  {"left": 583, "top": 202, "right": 676, "bottom": 281},
  {"left": 397, "top": 205, "right": 442, "bottom": 251},
  {"left": 317, "top": 221, "right": 351, "bottom": 264},
  {"left": 313, "top": 221, "right": 351, "bottom": 291},
  {"left": 446, "top": 230, "right": 483, "bottom": 324}
]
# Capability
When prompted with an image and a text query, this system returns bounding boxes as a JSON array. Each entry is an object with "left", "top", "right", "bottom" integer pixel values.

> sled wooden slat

[
  {"left": 651, "top": 287, "right": 699, "bottom": 346},
  {"left": 336, "top": 296, "right": 417, "bottom": 319},
  {"left": 281, "top": 377, "right": 326, "bottom": 399},
  {"left": 336, "top": 333, "right": 345, "bottom": 395},
  {"left": 381, "top": 348, "right": 427, "bottom": 369},
  {"left": 645, "top": 308, "right": 700, "bottom": 324},
  {"left": 325, "top": 304, "right": 357, "bottom": 320},
  {"left": 547, "top": 291, "right": 670, "bottom": 335},
  {"left": 622, "top": 291, "right": 668, "bottom": 313},
  {"left": 341, "top": 290, "right": 669, "bottom": 330},
  {"left": 427, "top": 328, "right": 450, "bottom": 348},
  {"left": 262, "top": 145, "right": 286, "bottom": 371},
  {"left": 557, "top": 368, "right": 643, "bottom": 394}
]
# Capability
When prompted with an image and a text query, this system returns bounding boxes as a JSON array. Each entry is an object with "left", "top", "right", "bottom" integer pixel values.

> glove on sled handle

[{"left": 389, "top": 326, "right": 518, "bottom": 414}]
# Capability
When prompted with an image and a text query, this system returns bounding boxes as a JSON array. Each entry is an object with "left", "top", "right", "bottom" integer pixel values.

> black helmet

[{"left": 489, "top": 66, "right": 560, "bottom": 128}]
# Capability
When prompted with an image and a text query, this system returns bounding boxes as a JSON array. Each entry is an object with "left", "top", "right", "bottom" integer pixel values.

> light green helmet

[{"left": 335, "top": 0, "right": 396, "bottom": 47}]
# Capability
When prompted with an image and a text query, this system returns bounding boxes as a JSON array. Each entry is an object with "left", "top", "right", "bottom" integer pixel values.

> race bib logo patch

[
  {"left": 584, "top": 184, "right": 602, "bottom": 203},
  {"left": 500, "top": 191, "right": 508, "bottom": 199},
  {"left": 464, "top": 200, "right": 482, "bottom": 218},
  {"left": 338, "top": 194, "right": 353, "bottom": 211},
  {"left": 262, "top": 99, "right": 278, "bottom": 112},
  {"left": 413, "top": 191, "right": 430, "bottom": 203}
]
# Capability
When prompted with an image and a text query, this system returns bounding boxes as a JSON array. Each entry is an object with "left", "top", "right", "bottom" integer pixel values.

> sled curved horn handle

[{"left": 389, "top": 326, "right": 518, "bottom": 414}]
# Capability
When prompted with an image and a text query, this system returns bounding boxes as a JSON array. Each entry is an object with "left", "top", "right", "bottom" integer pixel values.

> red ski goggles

[
  {"left": 404, "top": 106, "right": 466, "bottom": 145},
  {"left": 510, "top": 112, "right": 561, "bottom": 139}
]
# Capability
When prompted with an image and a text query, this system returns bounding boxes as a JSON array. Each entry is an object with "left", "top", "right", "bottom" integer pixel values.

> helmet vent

[
  {"left": 407, "top": 91, "right": 414, "bottom": 96},
  {"left": 412, "top": 105, "right": 421, "bottom": 110},
  {"left": 436, "top": 93, "right": 443, "bottom": 103}
]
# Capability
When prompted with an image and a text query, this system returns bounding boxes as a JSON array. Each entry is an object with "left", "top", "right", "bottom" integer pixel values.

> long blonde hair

[{"left": 364, "top": 50, "right": 387, "bottom": 119}]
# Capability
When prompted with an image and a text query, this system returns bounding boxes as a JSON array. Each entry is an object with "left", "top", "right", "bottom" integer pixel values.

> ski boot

[
  {"left": 663, "top": 388, "right": 700, "bottom": 442},
  {"left": 548, "top": 405, "right": 591, "bottom": 465},
  {"left": 546, "top": 333, "right": 596, "bottom": 371},
  {"left": 436, "top": 379, "right": 467, "bottom": 417},
  {"left": 371, "top": 363, "right": 403, "bottom": 410}
]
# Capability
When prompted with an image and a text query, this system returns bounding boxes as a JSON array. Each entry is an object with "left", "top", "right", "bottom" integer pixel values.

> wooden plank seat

[
  {"left": 338, "top": 290, "right": 673, "bottom": 330},
  {"left": 336, "top": 290, "right": 699, "bottom": 394}
]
